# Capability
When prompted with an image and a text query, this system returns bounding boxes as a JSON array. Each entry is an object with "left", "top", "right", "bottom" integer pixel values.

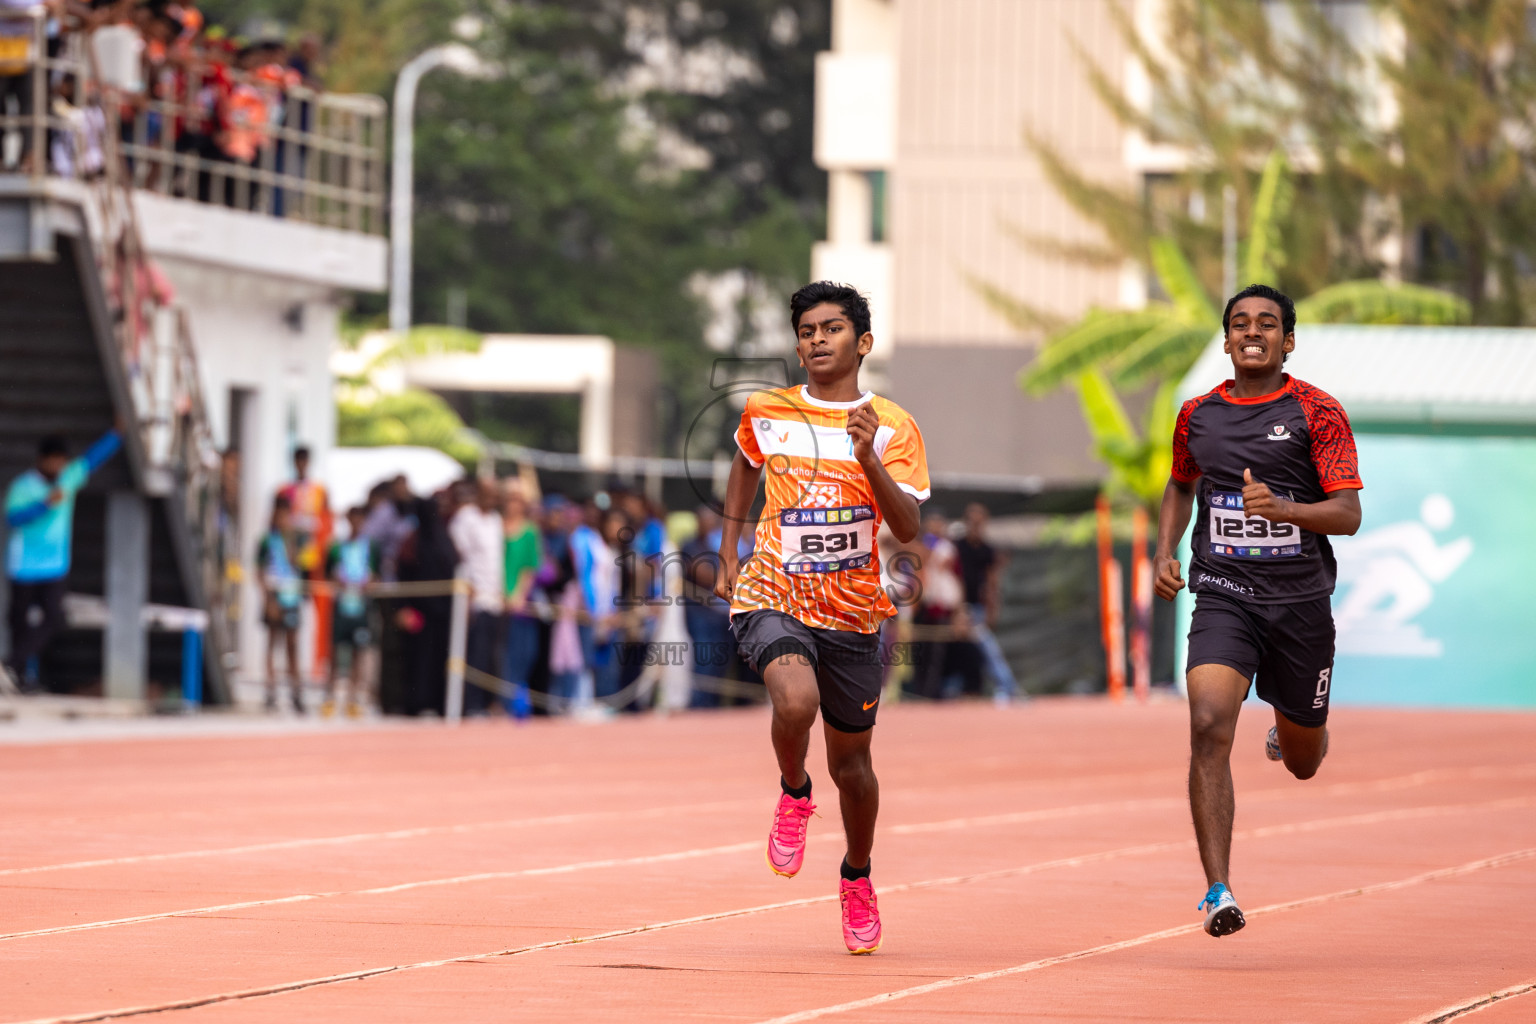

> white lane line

[
  {"left": 0, "top": 838, "right": 1272, "bottom": 1024},
  {"left": 5, "top": 789, "right": 1532, "bottom": 947},
  {"left": 752, "top": 846, "right": 1536, "bottom": 1024},
  {"left": 6, "top": 759, "right": 1530, "bottom": 880},
  {"left": 0, "top": 800, "right": 750, "bottom": 879},
  {"left": 14, "top": 842, "right": 1536, "bottom": 1024},
  {"left": 0, "top": 840, "right": 760, "bottom": 943},
  {"left": 1402, "top": 980, "right": 1536, "bottom": 1023},
  {"left": 6, "top": 799, "right": 1534, "bottom": 1024}
]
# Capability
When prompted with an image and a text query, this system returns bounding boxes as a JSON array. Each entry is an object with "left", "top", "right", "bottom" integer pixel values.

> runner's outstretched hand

[
  {"left": 1242, "top": 468, "right": 1289, "bottom": 522},
  {"left": 1153, "top": 554, "right": 1185, "bottom": 601}
]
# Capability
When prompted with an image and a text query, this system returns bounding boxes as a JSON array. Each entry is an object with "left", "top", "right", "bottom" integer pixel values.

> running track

[{"left": 3, "top": 699, "right": 1535, "bottom": 1023}]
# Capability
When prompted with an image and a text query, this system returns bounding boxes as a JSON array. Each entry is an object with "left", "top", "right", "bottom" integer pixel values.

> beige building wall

[
  {"left": 891, "top": 0, "right": 1131, "bottom": 348},
  {"left": 812, "top": 0, "right": 1140, "bottom": 484}
]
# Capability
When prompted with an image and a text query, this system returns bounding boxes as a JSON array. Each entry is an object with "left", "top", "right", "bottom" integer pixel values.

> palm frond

[
  {"left": 1243, "top": 148, "right": 1294, "bottom": 285},
  {"left": 1074, "top": 367, "right": 1138, "bottom": 457},
  {"left": 1019, "top": 307, "right": 1171, "bottom": 395},
  {"left": 1149, "top": 237, "right": 1218, "bottom": 323},
  {"left": 969, "top": 273, "right": 1067, "bottom": 334},
  {"left": 1025, "top": 132, "right": 1152, "bottom": 260},
  {"left": 1295, "top": 280, "right": 1471, "bottom": 325},
  {"left": 999, "top": 222, "right": 1125, "bottom": 269},
  {"left": 1107, "top": 317, "right": 1217, "bottom": 387}
]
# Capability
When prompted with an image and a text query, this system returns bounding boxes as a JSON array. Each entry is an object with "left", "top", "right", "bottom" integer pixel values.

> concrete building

[{"left": 813, "top": 0, "right": 1137, "bottom": 489}]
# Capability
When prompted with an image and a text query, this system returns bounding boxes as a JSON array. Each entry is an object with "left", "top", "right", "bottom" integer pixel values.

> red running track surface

[{"left": 2, "top": 698, "right": 1535, "bottom": 1023}]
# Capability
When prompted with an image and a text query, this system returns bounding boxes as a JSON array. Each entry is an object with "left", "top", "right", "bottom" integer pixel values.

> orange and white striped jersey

[{"left": 731, "top": 386, "right": 930, "bottom": 633}]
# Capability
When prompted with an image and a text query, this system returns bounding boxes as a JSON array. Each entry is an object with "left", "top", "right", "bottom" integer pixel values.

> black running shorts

[
  {"left": 731, "top": 609, "right": 884, "bottom": 733},
  {"left": 1187, "top": 591, "right": 1336, "bottom": 728}
]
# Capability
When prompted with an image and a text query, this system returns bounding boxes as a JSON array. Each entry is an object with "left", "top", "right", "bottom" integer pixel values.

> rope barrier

[
  {"left": 460, "top": 663, "right": 770, "bottom": 713},
  {"left": 254, "top": 572, "right": 993, "bottom": 722}
]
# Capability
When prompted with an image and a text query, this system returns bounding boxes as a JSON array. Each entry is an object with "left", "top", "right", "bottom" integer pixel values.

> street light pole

[{"left": 389, "top": 44, "right": 481, "bottom": 335}]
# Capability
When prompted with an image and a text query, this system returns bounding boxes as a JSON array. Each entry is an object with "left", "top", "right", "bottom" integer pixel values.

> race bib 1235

[{"left": 1207, "top": 490, "right": 1300, "bottom": 558}]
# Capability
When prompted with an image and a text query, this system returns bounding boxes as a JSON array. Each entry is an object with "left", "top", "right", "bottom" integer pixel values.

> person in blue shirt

[
  {"left": 256, "top": 496, "right": 306, "bottom": 714},
  {"left": 325, "top": 505, "right": 381, "bottom": 718},
  {"left": 5, "top": 430, "right": 122, "bottom": 692}
]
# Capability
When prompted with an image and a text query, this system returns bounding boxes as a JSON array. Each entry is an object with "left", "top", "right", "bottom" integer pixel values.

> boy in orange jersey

[{"left": 715, "top": 281, "right": 929, "bottom": 954}]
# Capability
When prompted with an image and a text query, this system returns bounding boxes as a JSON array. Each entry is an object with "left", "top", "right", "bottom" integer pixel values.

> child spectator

[
  {"left": 325, "top": 505, "right": 379, "bottom": 718},
  {"left": 256, "top": 494, "right": 304, "bottom": 713}
]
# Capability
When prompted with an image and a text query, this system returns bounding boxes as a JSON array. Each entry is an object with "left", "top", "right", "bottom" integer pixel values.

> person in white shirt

[{"left": 447, "top": 478, "right": 504, "bottom": 715}]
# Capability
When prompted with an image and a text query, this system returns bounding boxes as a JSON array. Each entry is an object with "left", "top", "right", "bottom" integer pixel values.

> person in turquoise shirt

[{"left": 5, "top": 430, "right": 122, "bottom": 692}]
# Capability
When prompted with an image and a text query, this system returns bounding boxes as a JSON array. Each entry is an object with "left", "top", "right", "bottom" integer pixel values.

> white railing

[{"left": 0, "top": 8, "right": 386, "bottom": 232}]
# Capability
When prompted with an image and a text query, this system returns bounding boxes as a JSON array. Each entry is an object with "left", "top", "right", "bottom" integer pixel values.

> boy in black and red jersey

[{"left": 1153, "top": 284, "right": 1363, "bottom": 938}]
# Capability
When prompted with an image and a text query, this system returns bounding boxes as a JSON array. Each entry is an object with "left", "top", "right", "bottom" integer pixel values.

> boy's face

[
  {"left": 1223, "top": 297, "right": 1293, "bottom": 375},
  {"left": 38, "top": 453, "right": 68, "bottom": 481},
  {"left": 347, "top": 511, "right": 365, "bottom": 536},
  {"left": 795, "top": 301, "right": 872, "bottom": 384},
  {"left": 273, "top": 507, "right": 291, "bottom": 532}
]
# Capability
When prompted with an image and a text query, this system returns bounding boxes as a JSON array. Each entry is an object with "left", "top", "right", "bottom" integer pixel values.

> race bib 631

[{"left": 779, "top": 505, "right": 875, "bottom": 573}]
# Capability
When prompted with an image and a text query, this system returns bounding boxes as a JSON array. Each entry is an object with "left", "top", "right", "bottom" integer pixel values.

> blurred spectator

[
  {"left": 1, "top": 0, "right": 44, "bottom": 173},
  {"left": 501, "top": 485, "right": 541, "bottom": 719},
  {"left": 618, "top": 490, "right": 665, "bottom": 602},
  {"left": 89, "top": 1, "right": 143, "bottom": 93},
  {"left": 546, "top": 539, "right": 583, "bottom": 713},
  {"left": 287, "top": 31, "right": 320, "bottom": 87},
  {"left": 569, "top": 498, "right": 616, "bottom": 703},
  {"left": 325, "top": 504, "right": 379, "bottom": 718},
  {"left": 448, "top": 477, "right": 504, "bottom": 716},
  {"left": 955, "top": 502, "right": 1019, "bottom": 701},
  {"left": 50, "top": 73, "right": 106, "bottom": 179},
  {"left": 396, "top": 488, "right": 460, "bottom": 715},
  {"left": 256, "top": 493, "right": 303, "bottom": 713},
  {"left": 364, "top": 476, "right": 415, "bottom": 712},
  {"left": 912, "top": 510, "right": 966, "bottom": 700},
  {"left": 277, "top": 444, "right": 332, "bottom": 676},
  {"left": 359, "top": 474, "right": 415, "bottom": 582},
  {"left": 680, "top": 505, "right": 732, "bottom": 708},
  {"left": 3, "top": 428, "right": 121, "bottom": 693}
]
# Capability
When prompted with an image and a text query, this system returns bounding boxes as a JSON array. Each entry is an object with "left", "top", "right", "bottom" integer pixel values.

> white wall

[{"left": 156, "top": 257, "right": 343, "bottom": 685}]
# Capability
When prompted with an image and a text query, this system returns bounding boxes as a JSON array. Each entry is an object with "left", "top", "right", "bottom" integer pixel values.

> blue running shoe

[
  {"left": 1198, "top": 883, "right": 1246, "bottom": 937},
  {"left": 1265, "top": 726, "right": 1283, "bottom": 761}
]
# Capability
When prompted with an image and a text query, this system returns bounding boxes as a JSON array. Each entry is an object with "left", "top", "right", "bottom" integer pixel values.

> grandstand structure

[{"left": 0, "top": 9, "right": 386, "bottom": 704}]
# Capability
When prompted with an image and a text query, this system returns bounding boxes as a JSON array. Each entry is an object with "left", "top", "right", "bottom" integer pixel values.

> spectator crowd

[
  {"left": 253, "top": 448, "right": 1025, "bottom": 720},
  {"left": 1, "top": 0, "right": 325, "bottom": 211}
]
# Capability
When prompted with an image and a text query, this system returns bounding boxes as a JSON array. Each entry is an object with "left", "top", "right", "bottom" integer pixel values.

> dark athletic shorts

[
  {"left": 1187, "top": 591, "right": 1335, "bottom": 728},
  {"left": 333, "top": 612, "right": 373, "bottom": 652},
  {"left": 730, "top": 609, "right": 883, "bottom": 733}
]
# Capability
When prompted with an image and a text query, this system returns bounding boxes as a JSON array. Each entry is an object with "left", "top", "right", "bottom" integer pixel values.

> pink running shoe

[
  {"left": 766, "top": 791, "right": 816, "bottom": 877},
  {"left": 840, "top": 877, "right": 882, "bottom": 954}
]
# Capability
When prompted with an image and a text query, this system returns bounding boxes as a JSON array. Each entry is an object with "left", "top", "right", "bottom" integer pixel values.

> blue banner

[{"left": 1176, "top": 434, "right": 1536, "bottom": 709}]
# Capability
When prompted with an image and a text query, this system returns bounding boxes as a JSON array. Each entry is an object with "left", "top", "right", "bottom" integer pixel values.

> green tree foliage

[
  {"left": 336, "top": 389, "right": 482, "bottom": 466},
  {"left": 333, "top": 325, "right": 483, "bottom": 463},
  {"left": 405, "top": 1, "right": 827, "bottom": 455}
]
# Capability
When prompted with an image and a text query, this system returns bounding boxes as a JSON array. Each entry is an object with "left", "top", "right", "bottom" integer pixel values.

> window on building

[{"left": 867, "top": 170, "right": 887, "bottom": 244}]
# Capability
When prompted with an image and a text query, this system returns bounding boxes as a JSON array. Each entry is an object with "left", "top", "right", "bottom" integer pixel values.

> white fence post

[{"left": 444, "top": 573, "right": 469, "bottom": 723}]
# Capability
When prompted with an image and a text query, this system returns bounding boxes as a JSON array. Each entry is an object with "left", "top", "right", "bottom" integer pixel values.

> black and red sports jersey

[{"left": 1173, "top": 376, "right": 1362, "bottom": 604}]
